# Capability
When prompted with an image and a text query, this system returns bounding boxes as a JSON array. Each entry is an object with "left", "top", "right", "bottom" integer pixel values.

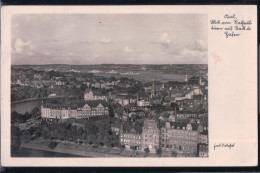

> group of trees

[
  {"left": 41, "top": 118, "right": 120, "bottom": 148},
  {"left": 11, "top": 108, "right": 40, "bottom": 124},
  {"left": 11, "top": 84, "right": 85, "bottom": 102},
  {"left": 11, "top": 126, "right": 22, "bottom": 147},
  {"left": 11, "top": 124, "right": 42, "bottom": 147},
  {"left": 11, "top": 86, "right": 44, "bottom": 102},
  {"left": 12, "top": 116, "right": 121, "bottom": 149}
]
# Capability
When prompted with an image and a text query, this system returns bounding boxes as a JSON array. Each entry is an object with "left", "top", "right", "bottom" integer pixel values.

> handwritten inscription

[
  {"left": 210, "top": 14, "right": 252, "bottom": 38},
  {"left": 214, "top": 143, "right": 235, "bottom": 150}
]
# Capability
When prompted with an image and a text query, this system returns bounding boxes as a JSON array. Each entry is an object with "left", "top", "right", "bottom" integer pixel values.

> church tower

[
  {"left": 151, "top": 79, "right": 156, "bottom": 98},
  {"left": 199, "top": 77, "right": 202, "bottom": 86},
  {"left": 185, "top": 75, "right": 188, "bottom": 82}
]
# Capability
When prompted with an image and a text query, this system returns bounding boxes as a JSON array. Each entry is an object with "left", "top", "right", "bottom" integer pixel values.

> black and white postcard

[{"left": 1, "top": 6, "right": 257, "bottom": 166}]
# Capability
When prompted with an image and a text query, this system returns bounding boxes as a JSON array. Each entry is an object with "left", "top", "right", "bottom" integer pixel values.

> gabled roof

[
  {"left": 160, "top": 112, "right": 171, "bottom": 118},
  {"left": 130, "top": 128, "right": 137, "bottom": 133},
  {"left": 84, "top": 88, "right": 93, "bottom": 93},
  {"left": 84, "top": 100, "right": 108, "bottom": 108}
]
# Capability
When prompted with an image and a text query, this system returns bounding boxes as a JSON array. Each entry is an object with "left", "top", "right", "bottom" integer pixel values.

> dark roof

[
  {"left": 84, "top": 100, "right": 108, "bottom": 108},
  {"left": 84, "top": 88, "right": 93, "bottom": 93},
  {"left": 43, "top": 99, "right": 108, "bottom": 109},
  {"left": 160, "top": 90, "right": 169, "bottom": 97},
  {"left": 152, "top": 95, "right": 162, "bottom": 100},
  {"left": 58, "top": 78, "right": 67, "bottom": 82},
  {"left": 165, "top": 122, "right": 200, "bottom": 131},
  {"left": 200, "top": 130, "right": 208, "bottom": 135},
  {"left": 129, "top": 102, "right": 137, "bottom": 107},
  {"left": 160, "top": 112, "right": 171, "bottom": 118},
  {"left": 122, "top": 124, "right": 142, "bottom": 134},
  {"left": 143, "top": 119, "right": 158, "bottom": 128},
  {"left": 188, "top": 76, "right": 208, "bottom": 85},
  {"left": 84, "top": 88, "right": 106, "bottom": 96}
]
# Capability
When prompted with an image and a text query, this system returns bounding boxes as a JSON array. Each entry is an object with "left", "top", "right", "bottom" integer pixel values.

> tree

[
  {"left": 76, "top": 127, "right": 84, "bottom": 139},
  {"left": 144, "top": 148, "right": 150, "bottom": 157},
  {"left": 21, "top": 130, "right": 31, "bottom": 142},
  {"left": 42, "top": 126, "right": 50, "bottom": 140},
  {"left": 48, "top": 141, "right": 59, "bottom": 150},
  {"left": 120, "top": 145, "right": 125, "bottom": 149},
  {"left": 11, "top": 126, "right": 21, "bottom": 147},
  {"left": 109, "top": 105, "right": 115, "bottom": 117},
  {"left": 172, "top": 151, "right": 178, "bottom": 157},
  {"left": 124, "top": 119, "right": 133, "bottom": 132},
  {"left": 156, "top": 148, "right": 162, "bottom": 157},
  {"left": 34, "top": 130, "right": 41, "bottom": 139},
  {"left": 31, "top": 107, "right": 40, "bottom": 118}
]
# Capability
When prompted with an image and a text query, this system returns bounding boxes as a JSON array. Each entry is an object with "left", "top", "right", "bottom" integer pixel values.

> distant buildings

[
  {"left": 84, "top": 88, "right": 107, "bottom": 101},
  {"left": 115, "top": 95, "right": 130, "bottom": 106},
  {"left": 56, "top": 78, "right": 67, "bottom": 86}
]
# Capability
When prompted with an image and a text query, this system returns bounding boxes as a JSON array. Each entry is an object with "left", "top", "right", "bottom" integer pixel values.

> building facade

[
  {"left": 198, "top": 143, "right": 208, "bottom": 157},
  {"left": 41, "top": 100, "right": 109, "bottom": 119},
  {"left": 141, "top": 120, "right": 160, "bottom": 153},
  {"left": 119, "top": 126, "right": 142, "bottom": 150},
  {"left": 199, "top": 130, "right": 208, "bottom": 144},
  {"left": 161, "top": 122, "right": 202, "bottom": 157}
]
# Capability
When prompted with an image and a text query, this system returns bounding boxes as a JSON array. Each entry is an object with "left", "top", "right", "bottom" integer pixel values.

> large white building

[{"left": 41, "top": 100, "right": 109, "bottom": 119}]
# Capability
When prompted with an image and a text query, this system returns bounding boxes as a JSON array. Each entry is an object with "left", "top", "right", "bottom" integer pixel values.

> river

[
  {"left": 11, "top": 97, "right": 64, "bottom": 114},
  {"left": 12, "top": 99, "right": 42, "bottom": 114}
]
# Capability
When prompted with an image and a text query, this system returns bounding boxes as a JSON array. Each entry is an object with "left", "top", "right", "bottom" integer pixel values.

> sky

[{"left": 11, "top": 14, "right": 208, "bottom": 65}]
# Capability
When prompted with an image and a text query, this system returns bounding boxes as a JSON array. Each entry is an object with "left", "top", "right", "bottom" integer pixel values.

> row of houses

[
  {"left": 117, "top": 119, "right": 208, "bottom": 157},
  {"left": 41, "top": 100, "right": 109, "bottom": 119}
]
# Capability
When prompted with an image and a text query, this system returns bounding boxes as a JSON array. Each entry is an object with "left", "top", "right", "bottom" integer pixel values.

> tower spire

[{"left": 151, "top": 78, "right": 155, "bottom": 98}]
